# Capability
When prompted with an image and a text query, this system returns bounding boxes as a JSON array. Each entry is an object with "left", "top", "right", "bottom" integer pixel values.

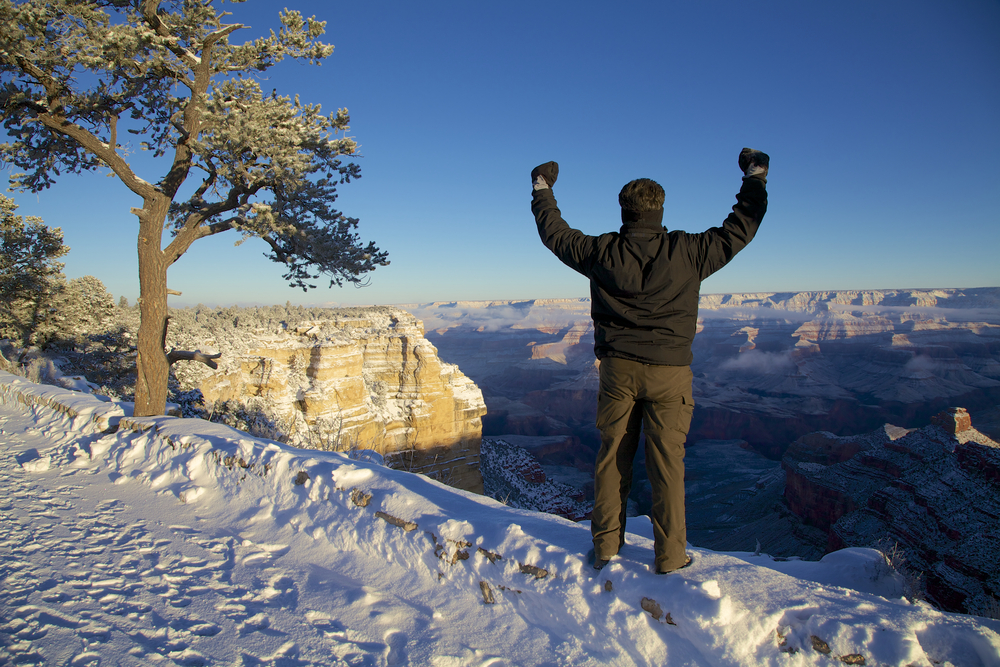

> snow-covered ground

[{"left": 1, "top": 371, "right": 998, "bottom": 666}]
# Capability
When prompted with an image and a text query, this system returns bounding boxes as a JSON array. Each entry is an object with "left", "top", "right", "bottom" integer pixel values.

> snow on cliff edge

[{"left": 0, "top": 370, "right": 998, "bottom": 666}]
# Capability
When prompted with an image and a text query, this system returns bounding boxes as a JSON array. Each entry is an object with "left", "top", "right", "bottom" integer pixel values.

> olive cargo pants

[{"left": 592, "top": 357, "right": 694, "bottom": 572}]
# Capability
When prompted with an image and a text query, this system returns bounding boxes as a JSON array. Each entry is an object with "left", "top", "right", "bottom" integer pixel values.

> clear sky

[{"left": 5, "top": 0, "right": 999, "bottom": 307}]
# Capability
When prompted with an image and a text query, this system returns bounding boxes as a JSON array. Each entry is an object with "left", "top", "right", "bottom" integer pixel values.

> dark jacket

[{"left": 532, "top": 177, "right": 767, "bottom": 366}]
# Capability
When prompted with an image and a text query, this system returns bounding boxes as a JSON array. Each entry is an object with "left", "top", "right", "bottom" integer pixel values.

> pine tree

[
  {"left": 56, "top": 275, "right": 118, "bottom": 337},
  {"left": 0, "top": 0, "right": 388, "bottom": 415},
  {"left": 0, "top": 194, "right": 68, "bottom": 349}
]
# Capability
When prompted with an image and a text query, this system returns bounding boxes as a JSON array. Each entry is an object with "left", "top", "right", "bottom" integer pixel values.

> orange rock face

[{"left": 199, "top": 309, "right": 487, "bottom": 493}]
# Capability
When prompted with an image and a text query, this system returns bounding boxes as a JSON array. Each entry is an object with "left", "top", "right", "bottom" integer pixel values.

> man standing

[{"left": 530, "top": 148, "right": 768, "bottom": 574}]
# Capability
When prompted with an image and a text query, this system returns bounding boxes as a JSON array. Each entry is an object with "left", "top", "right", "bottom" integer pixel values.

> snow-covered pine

[{"left": 0, "top": 1, "right": 388, "bottom": 416}]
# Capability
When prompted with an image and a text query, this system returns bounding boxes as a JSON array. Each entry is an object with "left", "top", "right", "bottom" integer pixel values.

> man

[{"left": 530, "top": 148, "right": 768, "bottom": 574}]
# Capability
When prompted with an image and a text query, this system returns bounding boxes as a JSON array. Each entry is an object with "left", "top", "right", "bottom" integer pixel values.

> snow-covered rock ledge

[
  {"left": 2, "top": 371, "right": 1000, "bottom": 665},
  {"left": 0, "top": 370, "right": 126, "bottom": 433}
]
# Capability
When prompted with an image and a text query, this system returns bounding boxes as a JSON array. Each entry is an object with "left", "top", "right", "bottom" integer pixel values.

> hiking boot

[
  {"left": 655, "top": 554, "right": 693, "bottom": 575},
  {"left": 587, "top": 548, "right": 613, "bottom": 571}
]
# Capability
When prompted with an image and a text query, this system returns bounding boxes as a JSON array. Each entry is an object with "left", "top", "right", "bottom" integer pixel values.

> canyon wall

[
  {"left": 193, "top": 309, "right": 487, "bottom": 493},
  {"left": 782, "top": 408, "right": 1000, "bottom": 615},
  {"left": 480, "top": 438, "right": 591, "bottom": 521}
]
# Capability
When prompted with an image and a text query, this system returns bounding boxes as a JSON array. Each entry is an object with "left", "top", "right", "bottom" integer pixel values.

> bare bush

[{"left": 870, "top": 538, "right": 926, "bottom": 604}]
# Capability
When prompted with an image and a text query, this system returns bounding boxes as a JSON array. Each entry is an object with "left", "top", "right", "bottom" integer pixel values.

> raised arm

[
  {"left": 530, "top": 161, "right": 600, "bottom": 276},
  {"left": 692, "top": 148, "right": 769, "bottom": 279}
]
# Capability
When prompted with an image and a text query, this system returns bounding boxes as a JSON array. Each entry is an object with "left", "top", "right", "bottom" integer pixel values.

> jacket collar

[{"left": 621, "top": 208, "right": 664, "bottom": 231}]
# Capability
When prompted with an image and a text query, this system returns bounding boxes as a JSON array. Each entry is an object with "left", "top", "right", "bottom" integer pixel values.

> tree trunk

[{"left": 133, "top": 197, "right": 171, "bottom": 417}]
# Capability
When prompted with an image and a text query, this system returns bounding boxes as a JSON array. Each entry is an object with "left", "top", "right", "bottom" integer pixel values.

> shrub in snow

[{"left": 869, "top": 538, "right": 926, "bottom": 604}]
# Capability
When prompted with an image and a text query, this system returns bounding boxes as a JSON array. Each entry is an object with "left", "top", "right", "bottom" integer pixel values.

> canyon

[
  {"left": 409, "top": 288, "right": 1000, "bottom": 480},
  {"left": 161, "top": 289, "right": 998, "bottom": 506},
  {"left": 403, "top": 290, "right": 1000, "bottom": 614},
  {"left": 154, "top": 291, "right": 999, "bottom": 614}
]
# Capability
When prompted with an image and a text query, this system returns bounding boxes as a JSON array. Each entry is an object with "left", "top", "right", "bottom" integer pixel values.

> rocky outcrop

[
  {"left": 782, "top": 425, "right": 910, "bottom": 533},
  {"left": 782, "top": 408, "right": 1000, "bottom": 615},
  {"left": 480, "top": 438, "right": 592, "bottom": 521},
  {"left": 198, "top": 309, "right": 487, "bottom": 493}
]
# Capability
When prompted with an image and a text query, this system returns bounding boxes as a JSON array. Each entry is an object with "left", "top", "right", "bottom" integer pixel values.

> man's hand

[
  {"left": 531, "top": 161, "right": 559, "bottom": 190},
  {"left": 739, "top": 148, "right": 769, "bottom": 181}
]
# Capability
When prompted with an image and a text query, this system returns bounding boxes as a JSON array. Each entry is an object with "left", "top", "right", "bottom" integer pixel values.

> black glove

[
  {"left": 531, "top": 161, "right": 559, "bottom": 190},
  {"left": 739, "top": 148, "right": 769, "bottom": 181}
]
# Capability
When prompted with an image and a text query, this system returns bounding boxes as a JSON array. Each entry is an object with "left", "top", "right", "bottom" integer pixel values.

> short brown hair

[{"left": 618, "top": 178, "right": 665, "bottom": 211}]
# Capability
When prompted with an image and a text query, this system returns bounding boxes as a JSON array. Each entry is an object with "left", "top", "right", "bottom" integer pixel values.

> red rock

[
  {"left": 782, "top": 462, "right": 856, "bottom": 532},
  {"left": 932, "top": 407, "right": 972, "bottom": 434},
  {"left": 517, "top": 459, "right": 546, "bottom": 484}
]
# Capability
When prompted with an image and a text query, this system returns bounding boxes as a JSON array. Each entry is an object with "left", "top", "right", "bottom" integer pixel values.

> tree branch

[
  {"left": 194, "top": 218, "right": 235, "bottom": 240},
  {"left": 260, "top": 233, "right": 288, "bottom": 263},
  {"left": 33, "top": 111, "right": 155, "bottom": 200},
  {"left": 163, "top": 181, "right": 262, "bottom": 265},
  {"left": 140, "top": 0, "right": 202, "bottom": 70},
  {"left": 159, "top": 316, "right": 219, "bottom": 368},
  {"left": 191, "top": 162, "right": 218, "bottom": 202},
  {"left": 157, "top": 10, "right": 241, "bottom": 202},
  {"left": 167, "top": 349, "right": 222, "bottom": 369},
  {"left": 10, "top": 53, "right": 67, "bottom": 106}
]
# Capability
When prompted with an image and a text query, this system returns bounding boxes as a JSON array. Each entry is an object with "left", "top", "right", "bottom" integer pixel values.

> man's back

[{"left": 531, "top": 175, "right": 767, "bottom": 365}]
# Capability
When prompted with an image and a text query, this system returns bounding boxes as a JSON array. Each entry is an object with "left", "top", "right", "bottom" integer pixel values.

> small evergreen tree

[
  {"left": 0, "top": 193, "right": 68, "bottom": 349},
  {"left": 54, "top": 275, "right": 117, "bottom": 337},
  {"left": 0, "top": 0, "right": 388, "bottom": 416}
]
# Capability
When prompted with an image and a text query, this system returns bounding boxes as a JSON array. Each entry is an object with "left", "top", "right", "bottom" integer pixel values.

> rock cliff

[
  {"left": 196, "top": 309, "right": 487, "bottom": 493},
  {"left": 782, "top": 408, "right": 1000, "bottom": 615}
]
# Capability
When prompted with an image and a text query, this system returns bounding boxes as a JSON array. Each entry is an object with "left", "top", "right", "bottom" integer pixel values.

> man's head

[{"left": 619, "top": 178, "right": 664, "bottom": 225}]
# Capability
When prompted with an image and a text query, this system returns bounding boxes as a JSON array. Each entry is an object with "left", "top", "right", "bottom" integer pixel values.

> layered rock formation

[
  {"left": 197, "top": 309, "right": 487, "bottom": 493},
  {"left": 412, "top": 298, "right": 600, "bottom": 463},
  {"left": 691, "top": 289, "right": 1000, "bottom": 457},
  {"left": 782, "top": 408, "right": 1000, "bottom": 615}
]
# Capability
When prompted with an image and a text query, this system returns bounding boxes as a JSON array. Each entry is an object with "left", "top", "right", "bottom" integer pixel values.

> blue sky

[{"left": 6, "top": 0, "right": 999, "bottom": 307}]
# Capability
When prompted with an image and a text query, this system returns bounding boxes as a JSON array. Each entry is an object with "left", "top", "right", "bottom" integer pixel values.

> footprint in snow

[
  {"left": 258, "top": 574, "right": 299, "bottom": 610},
  {"left": 385, "top": 629, "right": 409, "bottom": 666},
  {"left": 238, "top": 612, "right": 271, "bottom": 635},
  {"left": 305, "top": 610, "right": 347, "bottom": 637},
  {"left": 69, "top": 651, "right": 102, "bottom": 667}
]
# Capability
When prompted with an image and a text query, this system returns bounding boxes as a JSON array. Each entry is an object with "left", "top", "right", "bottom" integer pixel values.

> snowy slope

[{"left": 1, "top": 371, "right": 998, "bottom": 666}]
